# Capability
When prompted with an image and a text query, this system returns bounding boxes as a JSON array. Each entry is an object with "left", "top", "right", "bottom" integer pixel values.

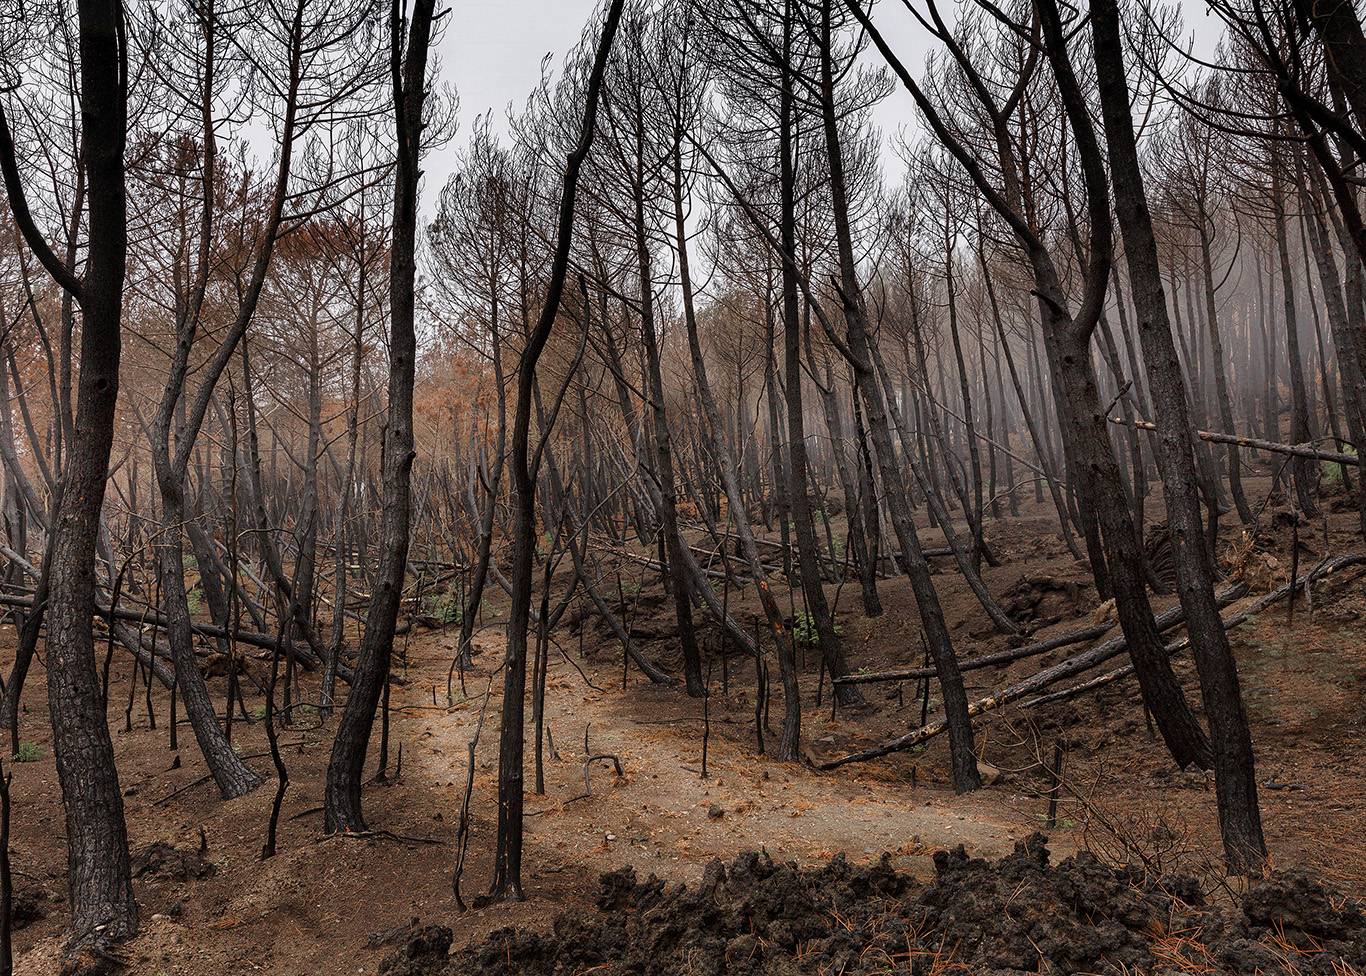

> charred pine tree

[
  {"left": 1090, "top": 0, "right": 1266, "bottom": 873},
  {"left": 324, "top": 0, "right": 438, "bottom": 833},
  {"left": 848, "top": 0, "right": 1215, "bottom": 772},
  {"left": 488, "top": 0, "right": 625, "bottom": 902},
  {"left": 1269, "top": 148, "right": 1318, "bottom": 514},
  {"left": 811, "top": 0, "right": 980, "bottom": 792},
  {"left": 779, "top": 0, "right": 857, "bottom": 713},
  {"left": 0, "top": 0, "right": 139, "bottom": 958}
]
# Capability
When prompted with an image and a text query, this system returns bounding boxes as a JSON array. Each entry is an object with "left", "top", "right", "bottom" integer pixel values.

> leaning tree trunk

[
  {"left": 458, "top": 330, "right": 506, "bottom": 667},
  {"left": 146, "top": 0, "right": 300, "bottom": 799},
  {"left": 1196, "top": 210, "right": 1254, "bottom": 524},
  {"left": 155, "top": 488, "right": 264, "bottom": 798},
  {"left": 672, "top": 134, "right": 811, "bottom": 741},
  {"left": 781, "top": 5, "right": 858, "bottom": 715},
  {"left": 1045, "top": 312, "right": 1214, "bottom": 771},
  {"left": 943, "top": 239, "right": 991, "bottom": 570},
  {"left": 1271, "top": 161, "right": 1318, "bottom": 515},
  {"left": 632, "top": 193, "right": 705, "bottom": 698},
  {"left": 1091, "top": 0, "right": 1266, "bottom": 873},
  {"left": 1303, "top": 167, "right": 1366, "bottom": 536},
  {"left": 868, "top": 335, "right": 1018, "bottom": 634},
  {"left": 851, "top": 0, "right": 1213, "bottom": 774},
  {"left": 325, "top": 279, "right": 367, "bottom": 712},
  {"left": 817, "top": 0, "right": 979, "bottom": 791},
  {"left": 814, "top": 366, "right": 881, "bottom": 617},
  {"left": 1026, "top": 0, "right": 1215, "bottom": 773},
  {"left": 981, "top": 255, "right": 1083, "bottom": 559}
]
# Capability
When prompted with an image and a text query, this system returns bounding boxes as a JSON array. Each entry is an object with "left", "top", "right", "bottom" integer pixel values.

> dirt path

[
  {"left": 393, "top": 627, "right": 1029, "bottom": 950},
  {"left": 10, "top": 619, "right": 1034, "bottom": 976},
  {"left": 12, "top": 492, "right": 1366, "bottom": 973}
]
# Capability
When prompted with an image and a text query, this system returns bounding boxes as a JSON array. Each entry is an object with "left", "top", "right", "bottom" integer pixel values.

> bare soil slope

[{"left": 7, "top": 487, "right": 1366, "bottom": 974}]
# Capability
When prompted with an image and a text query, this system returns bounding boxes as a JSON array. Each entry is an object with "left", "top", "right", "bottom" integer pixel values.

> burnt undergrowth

[{"left": 378, "top": 835, "right": 1366, "bottom": 975}]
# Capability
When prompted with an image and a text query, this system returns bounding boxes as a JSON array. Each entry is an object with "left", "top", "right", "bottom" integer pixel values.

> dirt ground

[{"left": 7, "top": 479, "right": 1366, "bottom": 974}]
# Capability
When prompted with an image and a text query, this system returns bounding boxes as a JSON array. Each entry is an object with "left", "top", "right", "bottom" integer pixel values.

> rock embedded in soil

[{"left": 380, "top": 836, "right": 1366, "bottom": 975}]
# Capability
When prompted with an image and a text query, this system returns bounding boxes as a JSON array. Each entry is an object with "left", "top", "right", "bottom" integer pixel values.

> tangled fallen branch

[{"left": 834, "top": 621, "right": 1115, "bottom": 686}]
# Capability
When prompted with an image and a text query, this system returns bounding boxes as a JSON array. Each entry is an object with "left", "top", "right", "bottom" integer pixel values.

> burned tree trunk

[
  {"left": 324, "top": 0, "right": 436, "bottom": 834},
  {"left": 1091, "top": 0, "right": 1266, "bottom": 872},
  {"left": 489, "top": 0, "right": 624, "bottom": 902},
  {"left": 0, "top": 0, "right": 140, "bottom": 958}
]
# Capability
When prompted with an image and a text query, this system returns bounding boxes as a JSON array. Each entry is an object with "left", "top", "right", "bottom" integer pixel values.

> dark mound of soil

[
  {"left": 381, "top": 835, "right": 1366, "bottom": 975},
  {"left": 1002, "top": 575, "right": 1091, "bottom": 628},
  {"left": 130, "top": 841, "right": 217, "bottom": 881},
  {"left": 10, "top": 886, "right": 47, "bottom": 929}
]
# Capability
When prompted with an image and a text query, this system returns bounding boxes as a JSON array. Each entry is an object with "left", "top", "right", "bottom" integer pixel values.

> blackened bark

[
  {"left": 1297, "top": 0, "right": 1366, "bottom": 134},
  {"left": 0, "top": 0, "right": 141, "bottom": 958},
  {"left": 981, "top": 254, "right": 1082, "bottom": 559},
  {"left": 813, "top": 366, "right": 880, "bottom": 617},
  {"left": 943, "top": 241, "right": 989, "bottom": 570},
  {"left": 489, "top": 0, "right": 624, "bottom": 901},
  {"left": 459, "top": 330, "right": 506, "bottom": 667},
  {"left": 850, "top": 0, "right": 1214, "bottom": 772},
  {"left": 1091, "top": 0, "right": 1266, "bottom": 872},
  {"left": 848, "top": 338, "right": 981, "bottom": 791},
  {"left": 820, "top": 0, "right": 979, "bottom": 792},
  {"left": 783, "top": 0, "right": 856, "bottom": 717},
  {"left": 595, "top": 291, "right": 762, "bottom": 659},
  {"left": 149, "top": 0, "right": 300, "bottom": 800},
  {"left": 0, "top": 531, "right": 54, "bottom": 746},
  {"left": 1271, "top": 161, "right": 1318, "bottom": 515},
  {"left": 1303, "top": 166, "right": 1366, "bottom": 535},
  {"left": 1196, "top": 212, "right": 1254, "bottom": 524},
  {"left": 633, "top": 210, "right": 705, "bottom": 698},
  {"left": 671, "top": 124, "right": 809, "bottom": 745},
  {"left": 868, "top": 335, "right": 1017, "bottom": 634},
  {"left": 1035, "top": 0, "right": 1215, "bottom": 772},
  {"left": 324, "top": 0, "right": 435, "bottom": 833},
  {"left": 762, "top": 303, "right": 791, "bottom": 573}
]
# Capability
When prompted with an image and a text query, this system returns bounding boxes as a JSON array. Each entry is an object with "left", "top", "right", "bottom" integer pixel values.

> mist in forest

[{"left": 4, "top": 0, "right": 1366, "bottom": 971}]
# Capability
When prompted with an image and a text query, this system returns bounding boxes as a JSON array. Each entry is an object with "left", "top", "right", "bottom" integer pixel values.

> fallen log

[
  {"left": 566, "top": 533, "right": 680, "bottom": 687},
  {"left": 1114, "top": 418, "right": 1360, "bottom": 467},
  {"left": 617, "top": 545, "right": 954, "bottom": 587},
  {"left": 0, "top": 593, "right": 320, "bottom": 664},
  {"left": 109, "top": 621, "right": 178, "bottom": 689},
  {"left": 688, "top": 537, "right": 954, "bottom": 563},
  {"left": 1020, "top": 552, "right": 1366, "bottom": 709},
  {"left": 834, "top": 621, "right": 1116, "bottom": 685},
  {"left": 817, "top": 580, "right": 1251, "bottom": 770}
]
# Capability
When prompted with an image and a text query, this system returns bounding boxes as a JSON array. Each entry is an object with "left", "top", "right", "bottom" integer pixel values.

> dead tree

[
  {"left": 1090, "top": 0, "right": 1266, "bottom": 872},
  {"left": 324, "top": 0, "right": 439, "bottom": 834},
  {"left": 489, "top": 0, "right": 625, "bottom": 903},
  {"left": 0, "top": 0, "right": 140, "bottom": 959},
  {"left": 848, "top": 0, "right": 1216, "bottom": 773}
]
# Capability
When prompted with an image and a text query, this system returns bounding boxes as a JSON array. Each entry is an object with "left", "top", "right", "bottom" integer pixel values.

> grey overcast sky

[
  {"left": 426, "top": 1, "right": 1222, "bottom": 204},
  {"left": 435, "top": 0, "right": 601, "bottom": 133},
  {"left": 425, "top": 0, "right": 933, "bottom": 199},
  {"left": 434, "top": 0, "right": 928, "bottom": 123}
]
